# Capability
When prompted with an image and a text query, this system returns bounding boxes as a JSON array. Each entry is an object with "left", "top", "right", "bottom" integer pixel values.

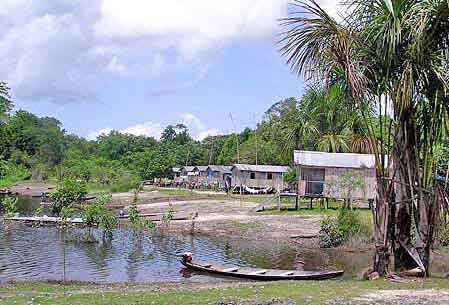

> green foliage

[
  {"left": 50, "top": 178, "right": 87, "bottom": 215},
  {"left": 60, "top": 206, "right": 75, "bottom": 220},
  {"left": 82, "top": 194, "right": 118, "bottom": 238},
  {"left": 161, "top": 203, "right": 174, "bottom": 226},
  {"left": 99, "top": 212, "right": 119, "bottom": 238},
  {"left": 319, "top": 216, "right": 344, "bottom": 248},
  {"left": 319, "top": 209, "right": 367, "bottom": 248},
  {"left": 437, "top": 221, "right": 449, "bottom": 247},
  {"left": 283, "top": 168, "right": 297, "bottom": 188},
  {"left": 1, "top": 196, "right": 18, "bottom": 216},
  {"left": 0, "top": 160, "right": 30, "bottom": 188},
  {"left": 34, "top": 206, "right": 44, "bottom": 217},
  {"left": 82, "top": 194, "right": 110, "bottom": 226},
  {"left": 143, "top": 218, "right": 156, "bottom": 232},
  {"left": 128, "top": 203, "right": 141, "bottom": 230}
]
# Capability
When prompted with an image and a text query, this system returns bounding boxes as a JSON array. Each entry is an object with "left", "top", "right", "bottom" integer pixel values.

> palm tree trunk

[
  {"left": 372, "top": 178, "right": 392, "bottom": 276},
  {"left": 392, "top": 119, "right": 418, "bottom": 271}
]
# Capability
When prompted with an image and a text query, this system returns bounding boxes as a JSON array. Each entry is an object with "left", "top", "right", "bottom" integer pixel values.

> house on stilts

[{"left": 294, "top": 150, "right": 377, "bottom": 202}]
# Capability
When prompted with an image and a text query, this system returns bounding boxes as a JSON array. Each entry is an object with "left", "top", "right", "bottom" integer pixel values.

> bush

[
  {"left": 50, "top": 178, "right": 87, "bottom": 215},
  {"left": 319, "top": 209, "right": 370, "bottom": 248},
  {"left": 438, "top": 222, "right": 449, "bottom": 246},
  {"left": 82, "top": 194, "right": 118, "bottom": 239},
  {"left": 1, "top": 196, "right": 18, "bottom": 216},
  {"left": 0, "top": 161, "right": 31, "bottom": 188},
  {"left": 109, "top": 172, "right": 140, "bottom": 193},
  {"left": 319, "top": 216, "right": 344, "bottom": 248}
]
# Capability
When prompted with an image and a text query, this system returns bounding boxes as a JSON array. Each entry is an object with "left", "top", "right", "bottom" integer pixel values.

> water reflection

[{"left": 0, "top": 220, "right": 376, "bottom": 284}]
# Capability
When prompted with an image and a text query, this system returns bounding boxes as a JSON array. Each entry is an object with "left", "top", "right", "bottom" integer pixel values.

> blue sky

[{"left": 1, "top": 0, "right": 336, "bottom": 140}]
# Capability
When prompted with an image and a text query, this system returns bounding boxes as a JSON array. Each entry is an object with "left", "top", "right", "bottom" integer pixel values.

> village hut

[
  {"left": 180, "top": 166, "right": 198, "bottom": 184},
  {"left": 231, "top": 164, "right": 289, "bottom": 191},
  {"left": 171, "top": 167, "right": 182, "bottom": 186},
  {"left": 195, "top": 166, "right": 209, "bottom": 186},
  {"left": 294, "top": 150, "right": 376, "bottom": 200},
  {"left": 206, "top": 165, "right": 232, "bottom": 188},
  {"left": 172, "top": 167, "right": 181, "bottom": 178}
]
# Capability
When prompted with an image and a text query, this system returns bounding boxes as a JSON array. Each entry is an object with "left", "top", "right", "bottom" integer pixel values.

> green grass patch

[
  {"left": 1, "top": 279, "right": 449, "bottom": 305},
  {"left": 230, "top": 220, "right": 265, "bottom": 231}
]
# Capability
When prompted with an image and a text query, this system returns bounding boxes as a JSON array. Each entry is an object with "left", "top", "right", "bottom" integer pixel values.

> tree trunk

[
  {"left": 392, "top": 119, "right": 417, "bottom": 271},
  {"left": 372, "top": 179, "right": 392, "bottom": 276}
]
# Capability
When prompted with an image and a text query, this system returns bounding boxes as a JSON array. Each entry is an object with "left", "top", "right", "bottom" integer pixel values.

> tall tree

[{"left": 280, "top": 0, "right": 449, "bottom": 275}]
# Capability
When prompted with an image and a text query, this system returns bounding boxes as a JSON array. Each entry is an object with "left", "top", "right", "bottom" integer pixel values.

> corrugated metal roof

[
  {"left": 294, "top": 150, "right": 376, "bottom": 169},
  {"left": 207, "top": 165, "right": 233, "bottom": 174},
  {"left": 181, "top": 166, "right": 196, "bottom": 172},
  {"left": 231, "top": 164, "right": 290, "bottom": 173},
  {"left": 172, "top": 167, "right": 181, "bottom": 173},
  {"left": 195, "top": 166, "right": 209, "bottom": 172}
]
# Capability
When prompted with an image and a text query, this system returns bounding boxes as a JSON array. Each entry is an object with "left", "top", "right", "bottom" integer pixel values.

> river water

[{"left": 0, "top": 195, "right": 375, "bottom": 284}]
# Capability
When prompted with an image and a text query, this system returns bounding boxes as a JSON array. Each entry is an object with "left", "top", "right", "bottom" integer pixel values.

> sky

[{"left": 0, "top": 0, "right": 339, "bottom": 141}]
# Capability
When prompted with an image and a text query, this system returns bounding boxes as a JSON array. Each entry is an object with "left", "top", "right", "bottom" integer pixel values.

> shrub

[
  {"left": 438, "top": 222, "right": 449, "bottom": 246},
  {"left": 0, "top": 161, "right": 31, "bottom": 188},
  {"left": 319, "top": 216, "right": 344, "bottom": 248},
  {"left": 1, "top": 196, "right": 18, "bottom": 217},
  {"left": 60, "top": 206, "right": 75, "bottom": 220},
  {"left": 50, "top": 178, "right": 87, "bottom": 215},
  {"left": 109, "top": 172, "right": 140, "bottom": 193},
  {"left": 82, "top": 194, "right": 110, "bottom": 226},
  {"left": 82, "top": 194, "right": 118, "bottom": 239},
  {"left": 320, "top": 209, "right": 370, "bottom": 248}
]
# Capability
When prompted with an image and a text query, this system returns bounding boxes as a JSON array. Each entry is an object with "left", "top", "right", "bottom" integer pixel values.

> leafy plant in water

[
  {"left": 143, "top": 219, "right": 156, "bottom": 232},
  {"left": 2, "top": 196, "right": 18, "bottom": 217},
  {"left": 161, "top": 202, "right": 174, "bottom": 228},
  {"left": 60, "top": 206, "right": 75, "bottom": 221},
  {"left": 81, "top": 194, "right": 118, "bottom": 239},
  {"left": 50, "top": 178, "right": 87, "bottom": 215},
  {"left": 128, "top": 203, "right": 141, "bottom": 230},
  {"left": 34, "top": 206, "right": 44, "bottom": 217}
]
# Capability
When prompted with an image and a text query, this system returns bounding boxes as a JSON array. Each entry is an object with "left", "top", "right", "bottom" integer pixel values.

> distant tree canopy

[{"left": 1, "top": 80, "right": 433, "bottom": 189}]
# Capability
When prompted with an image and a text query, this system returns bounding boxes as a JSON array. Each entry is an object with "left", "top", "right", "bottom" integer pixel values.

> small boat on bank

[{"left": 180, "top": 253, "right": 344, "bottom": 281}]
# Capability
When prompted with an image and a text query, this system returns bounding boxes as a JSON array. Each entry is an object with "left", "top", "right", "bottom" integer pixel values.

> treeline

[{"left": 2, "top": 81, "right": 446, "bottom": 191}]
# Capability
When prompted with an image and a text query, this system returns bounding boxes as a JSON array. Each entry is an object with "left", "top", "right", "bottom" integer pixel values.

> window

[
  {"left": 250, "top": 172, "right": 256, "bottom": 179},
  {"left": 267, "top": 173, "right": 273, "bottom": 180}
]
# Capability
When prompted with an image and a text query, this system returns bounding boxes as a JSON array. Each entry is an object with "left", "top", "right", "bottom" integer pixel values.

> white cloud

[
  {"left": 107, "top": 56, "right": 127, "bottom": 74},
  {"left": 0, "top": 0, "right": 289, "bottom": 103},
  {"left": 87, "top": 127, "right": 113, "bottom": 140},
  {"left": 180, "top": 112, "right": 220, "bottom": 141},
  {"left": 87, "top": 114, "right": 217, "bottom": 141},
  {"left": 316, "top": 0, "right": 342, "bottom": 19},
  {"left": 87, "top": 121, "right": 163, "bottom": 140},
  {"left": 121, "top": 121, "right": 162, "bottom": 138}
]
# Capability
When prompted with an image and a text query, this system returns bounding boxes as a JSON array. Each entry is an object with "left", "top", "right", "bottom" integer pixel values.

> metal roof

[
  {"left": 195, "top": 166, "right": 209, "bottom": 172},
  {"left": 231, "top": 164, "right": 290, "bottom": 173},
  {"left": 181, "top": 166, "right": 196, "bottom": 172},
  {"left": 172, "top": 167, "right": 181, "bottom": 173},
  {"left": 294, "top": 150, "right": 376, "bottom": 169},
  {"left": 207, "top": 165, "right": 233, "bottom": 174}
]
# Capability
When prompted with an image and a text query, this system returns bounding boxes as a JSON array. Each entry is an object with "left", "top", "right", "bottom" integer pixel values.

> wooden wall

[
  {"left": 297, "top": 166, "right": 376, "bottom": 200},
  {"left": 231, "top": 169, "right": 285, "bottom": 190}
]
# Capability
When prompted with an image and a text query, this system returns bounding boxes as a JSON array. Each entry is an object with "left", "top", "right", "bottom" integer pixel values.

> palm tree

[
  {"left": 279, "top": 0, "right": 449, "bottom": 275},
  {"left": 280, "top": 100, "right": 319, "bottom": 157}
]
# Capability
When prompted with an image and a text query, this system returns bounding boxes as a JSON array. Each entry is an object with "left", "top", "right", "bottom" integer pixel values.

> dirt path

[
  {"left": 121, "top": 195, "right": 322, "bottom": 245},
  {"left": 9, "top": 182, "right": 55, "bottom": 197}
]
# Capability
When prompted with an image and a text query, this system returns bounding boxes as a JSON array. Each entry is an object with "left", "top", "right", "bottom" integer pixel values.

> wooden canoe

[{"left": 181, "top": 259, "right": 344, "bottom": 281}]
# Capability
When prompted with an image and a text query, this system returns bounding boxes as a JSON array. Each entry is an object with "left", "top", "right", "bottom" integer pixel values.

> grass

[
  {"left": 2, "top": 279, "right": 449, "bottom": 305},
  {"left": 229, "top": 220, "right": 265, "bottom": 231}
]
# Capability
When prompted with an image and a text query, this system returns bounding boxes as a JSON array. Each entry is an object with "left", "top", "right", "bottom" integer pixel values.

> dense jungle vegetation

[{"left": 1, "top": 81, "right": 449, "bottom": 192}]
